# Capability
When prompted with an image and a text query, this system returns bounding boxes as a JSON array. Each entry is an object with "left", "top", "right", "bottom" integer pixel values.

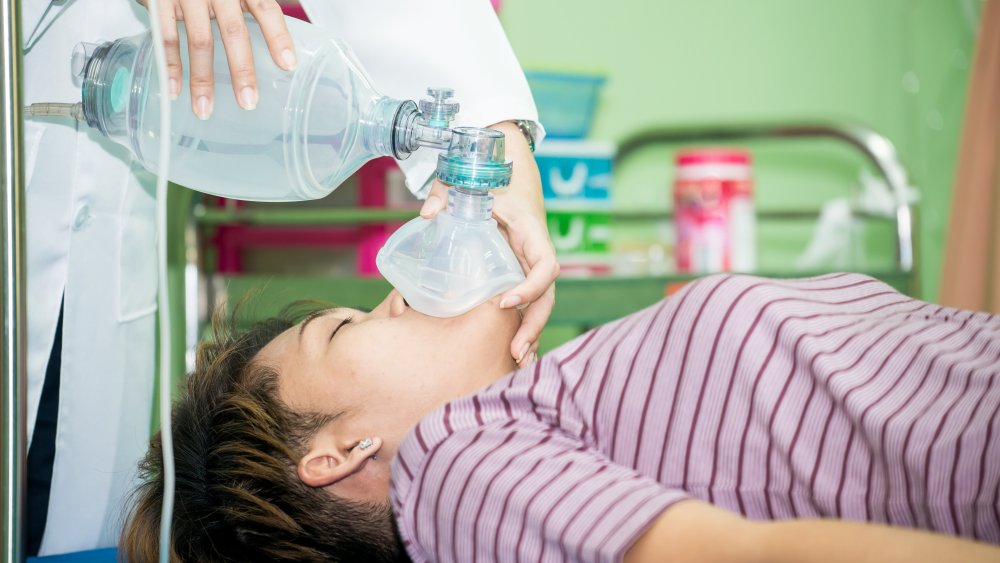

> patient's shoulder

[
  {"left": 670, "top": 272, "right": 910, "bottom": 318},
  {"left": 541, "top": 273, "right": 906, "bottom": 374},
  {"left": 676, "top": 272, "right": 899, "bottom": 302}
]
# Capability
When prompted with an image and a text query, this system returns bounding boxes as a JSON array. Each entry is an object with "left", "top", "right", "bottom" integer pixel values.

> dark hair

[{"left": 120, "top": 303, "right": 408, "bottom": 562}]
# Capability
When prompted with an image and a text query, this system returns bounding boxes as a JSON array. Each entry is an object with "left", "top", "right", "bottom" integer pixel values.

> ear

[{"left": 297, "top": 436, "right": 383, "bottom": 488}]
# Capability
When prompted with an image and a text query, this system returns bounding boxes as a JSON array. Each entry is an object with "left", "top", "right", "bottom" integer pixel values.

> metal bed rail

[
  {"left": 2, "top": 0, "right": 27, "bottom": 561},
  {"left": 193, "top": 122, "right": 917, "bottom": 276}
]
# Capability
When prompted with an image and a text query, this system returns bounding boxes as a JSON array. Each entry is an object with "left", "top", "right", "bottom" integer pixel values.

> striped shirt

[{"left": 390, "top": 273, "right": 1000, "bottom": 563}]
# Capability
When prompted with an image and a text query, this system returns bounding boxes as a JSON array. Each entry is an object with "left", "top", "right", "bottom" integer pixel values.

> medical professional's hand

[
  {"left": 136, "top": 0, "right": 296, "bottom": 119},
  {"left": 420, "top": 121, "right": 558, "bottom": 369}
]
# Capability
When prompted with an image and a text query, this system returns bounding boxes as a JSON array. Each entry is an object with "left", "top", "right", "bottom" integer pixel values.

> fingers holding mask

[
  {"left": 420, "top": 179, "right": 450, "bottom": 219},
  {"left": 512, "top": 284, "right": 554, "bottom": 368},
  {"left": 506, "top": 250, "right": 558, "bottom": 366},
  {"left": 500, "top": 238, "right": 557, "bottom": 309},
  {"left": 499, "top": 218, "right": 559, "bottom": 366}
]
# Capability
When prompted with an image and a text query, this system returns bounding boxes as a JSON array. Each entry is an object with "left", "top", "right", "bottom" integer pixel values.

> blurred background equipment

[
  {"left": 537, "top": 139, "right": 614, "bottom": 276},
  {"left": 526, "top": 70, "right": 614, "bottom": 276},
  {"left": 525, "top": 70, "right": 605, "bottom": 140},
  {"left": 673, "top": 148, "right": 755, "bottom": 274}
]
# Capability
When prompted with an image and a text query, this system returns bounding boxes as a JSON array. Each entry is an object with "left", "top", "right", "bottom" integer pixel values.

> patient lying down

[{"left": 122, "top": 273, "right": 1000, "bottom": 562}]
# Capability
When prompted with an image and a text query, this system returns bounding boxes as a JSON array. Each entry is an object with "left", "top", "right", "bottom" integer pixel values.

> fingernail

[
  {"left": 500, "top": 295, "right": 522, "bottom": 309},
  {"left": 281, "top": 49, "right": 297, "bottom": 70},
  {"left": 239, "top": 86, "right": 258, "bottom": 110},
  {"left": 196, "top": 96, "right": 212, "bottom": 120},
  {"left": 422, "top": 195, "right": 443, "bottom": 216},
  {"left": 516, "top": 342, "right": 530, "bottom": 364},
  {"left": 168, "top": 79, "right": 179, "bottom": 100}
]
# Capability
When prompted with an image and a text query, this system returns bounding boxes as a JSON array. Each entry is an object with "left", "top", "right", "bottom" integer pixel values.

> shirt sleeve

[
  {"left": 298, "top": 0, "right": 543, "bottom": 198},
  {"left": 394, "top": 421, "right": 689, "bottom": 563}
]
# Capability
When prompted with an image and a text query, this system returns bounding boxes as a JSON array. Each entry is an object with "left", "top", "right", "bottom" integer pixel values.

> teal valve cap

[{"left": 436, "top": 127, "right": 513, "bottom": 190}]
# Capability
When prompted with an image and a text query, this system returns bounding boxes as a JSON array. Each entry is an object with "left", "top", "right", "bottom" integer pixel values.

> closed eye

[{"left": 329, "top": 316, "right": 352, "bottom": 342}]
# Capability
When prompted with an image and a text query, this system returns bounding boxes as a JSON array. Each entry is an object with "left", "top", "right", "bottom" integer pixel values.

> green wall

[{"left": 500, "top": 0, "right": 979, "bottom": 301}]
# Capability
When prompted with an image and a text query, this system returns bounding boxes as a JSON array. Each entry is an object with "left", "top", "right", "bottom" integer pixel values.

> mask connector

[{"left": 390, "top": 87, "right": 462, "bottom": 158}]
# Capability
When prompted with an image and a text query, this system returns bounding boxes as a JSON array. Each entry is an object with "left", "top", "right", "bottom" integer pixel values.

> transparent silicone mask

[{"left": 376, "top": 128, "right": 524, "bottom": 318}]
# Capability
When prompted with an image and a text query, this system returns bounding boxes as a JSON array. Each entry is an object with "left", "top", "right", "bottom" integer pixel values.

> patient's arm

[{"left": 625, "top": 499, "right": 1000, "bottom": 563}]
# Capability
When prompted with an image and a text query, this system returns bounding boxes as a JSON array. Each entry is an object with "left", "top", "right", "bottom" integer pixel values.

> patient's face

[{"left": 256, "top": 290, "right": 519, "bottom": 483}]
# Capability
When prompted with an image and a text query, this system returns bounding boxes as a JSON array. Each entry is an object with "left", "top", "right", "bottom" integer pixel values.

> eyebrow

[
  {"left": 298, "top": 309, "right": 333, "bottom": 340},
  {"left": 297, "top": 304, "right": 372, "bottom": 341}
]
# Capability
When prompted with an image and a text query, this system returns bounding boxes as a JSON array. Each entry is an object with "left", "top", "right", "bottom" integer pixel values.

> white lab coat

[
  {"left": 22, "top": 0, "right": 158, "bottom": 556},
  {"left": 22, "top": 0, "right": 539, "bottom": 555},
  {"left": 297, "top": 0, "right": 543, "bottom": 195}
]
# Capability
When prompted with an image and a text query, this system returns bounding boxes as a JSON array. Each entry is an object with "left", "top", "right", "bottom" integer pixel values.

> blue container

[
  {"left": 535, "top": 140, "right": 614, "bottom": 208},
  {"left": 525, "top": 71, "right": 606, "bottom": 139}
]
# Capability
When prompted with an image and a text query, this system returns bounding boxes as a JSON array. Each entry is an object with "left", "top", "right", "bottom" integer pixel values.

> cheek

[{"left": 338, "top": 328, "right": 432, "bottom": 385}]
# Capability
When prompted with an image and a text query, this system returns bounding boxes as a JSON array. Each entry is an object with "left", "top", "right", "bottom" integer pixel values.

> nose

[{"left": 382, "top": 290, "right": 409, "bottom": 318}]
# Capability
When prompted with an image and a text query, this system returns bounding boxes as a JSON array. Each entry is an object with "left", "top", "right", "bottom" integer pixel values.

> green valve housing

[{"left": 435, "top": 127, "right": 513, "bottom": 190}]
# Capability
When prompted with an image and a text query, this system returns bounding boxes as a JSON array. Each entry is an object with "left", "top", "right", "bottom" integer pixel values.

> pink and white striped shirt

[{"left": 390, "top": 273, "right": 1000, "bottom": 563}]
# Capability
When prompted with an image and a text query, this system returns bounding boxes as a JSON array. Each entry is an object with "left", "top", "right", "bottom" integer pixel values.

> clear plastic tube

[
  {"left": 140, "top": 1, "right": 175, "bottom": 562},
  {"left": 22, "top": 102, "right": 83, "bottom": 120}
]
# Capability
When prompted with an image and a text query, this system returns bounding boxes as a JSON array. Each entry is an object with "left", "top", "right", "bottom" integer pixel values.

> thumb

[{"left": 419, "top": 180, "right": 450, "bottom": 219}]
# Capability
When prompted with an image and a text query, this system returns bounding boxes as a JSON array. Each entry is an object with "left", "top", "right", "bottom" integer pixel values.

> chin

[{"left": 462, "top": 298, "right": 521, "bottom": 345}]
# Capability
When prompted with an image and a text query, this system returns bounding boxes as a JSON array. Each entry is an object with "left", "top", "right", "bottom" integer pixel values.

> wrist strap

[{"left": 513, "top": 120, "right": 536, "bottom": 153}]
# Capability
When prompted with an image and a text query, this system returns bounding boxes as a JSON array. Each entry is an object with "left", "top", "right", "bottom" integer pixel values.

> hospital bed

[
  {"left": 9, "top": 120, "right": 917, "bottom": 562},
  {"left": 3, "top": 104, "right": 917, "bottom": 563}
]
